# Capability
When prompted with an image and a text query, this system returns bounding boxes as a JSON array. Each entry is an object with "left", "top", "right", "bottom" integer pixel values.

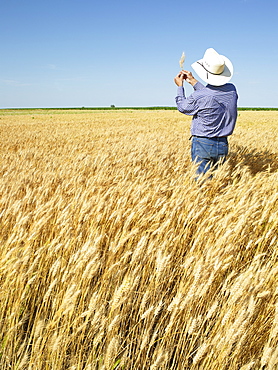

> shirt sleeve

[
  {"left": 193, "top": 81, "right": 205, "bottom": 91},
  {"left": 175, "top": 82, "right": 205, "bottom": 115}
]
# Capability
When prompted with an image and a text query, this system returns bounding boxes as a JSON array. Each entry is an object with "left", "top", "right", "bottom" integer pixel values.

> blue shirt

[{"left": 175, "top": 81, "right": 238, "bottom": 137}]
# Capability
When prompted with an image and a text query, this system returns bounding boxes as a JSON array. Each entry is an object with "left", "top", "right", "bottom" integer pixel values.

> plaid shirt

[{"left": 175, "top": 81, "right": 238, "bottom": 137}]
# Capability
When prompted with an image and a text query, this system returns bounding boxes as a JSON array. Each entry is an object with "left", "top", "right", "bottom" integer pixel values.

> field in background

[{"left": 0, "top": 110, "right": 278, "bottom": 369}]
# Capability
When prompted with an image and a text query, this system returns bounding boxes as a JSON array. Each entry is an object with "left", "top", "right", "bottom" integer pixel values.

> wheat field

[{"left": 0, "top": 109, "right": 278, "bottom": 369}]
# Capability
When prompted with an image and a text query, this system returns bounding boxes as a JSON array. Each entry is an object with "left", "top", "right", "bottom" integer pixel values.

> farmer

[{"left": 174, "top": 48, "right": 238, "bottom": 177}]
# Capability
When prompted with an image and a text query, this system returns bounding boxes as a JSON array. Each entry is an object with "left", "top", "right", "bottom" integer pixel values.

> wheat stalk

[{"left": 179, "top": 51, "right": 185, "bottom": 70}]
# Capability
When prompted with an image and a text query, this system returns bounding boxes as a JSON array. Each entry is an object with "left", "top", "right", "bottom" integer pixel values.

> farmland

[{"left": 0, "top": 109, "right": 278, "bottom": 369}]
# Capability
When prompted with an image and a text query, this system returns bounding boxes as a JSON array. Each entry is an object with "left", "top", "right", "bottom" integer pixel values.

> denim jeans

[{"left": 191, "top": 136, "right": 228, "bottom": 175}]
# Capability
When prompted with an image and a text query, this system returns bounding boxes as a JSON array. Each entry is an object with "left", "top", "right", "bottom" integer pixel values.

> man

[{"left": 174, "top": 48, "right": 238, "bottom": 177}]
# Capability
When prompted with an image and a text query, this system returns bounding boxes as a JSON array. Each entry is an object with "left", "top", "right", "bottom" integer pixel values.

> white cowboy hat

[{"left": 191, "top": 48, "right": 233, "bottom": 86}]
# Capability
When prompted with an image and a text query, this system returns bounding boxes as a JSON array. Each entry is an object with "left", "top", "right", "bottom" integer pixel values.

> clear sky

[{"left": 1, "top": 0, "right": 277, "bottom": 108}]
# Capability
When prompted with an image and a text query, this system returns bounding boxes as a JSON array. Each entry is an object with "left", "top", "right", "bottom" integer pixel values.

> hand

[
  {"left": 182, "top": 70, "right": 198, "bottom": 87},
  {"left": 174, "top": 71, "right": 186, "bottom": 87}
]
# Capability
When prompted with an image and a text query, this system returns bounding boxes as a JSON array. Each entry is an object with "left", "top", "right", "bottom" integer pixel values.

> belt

[{"left": 189, "top": 135, "right": 228, "bottom": 140}]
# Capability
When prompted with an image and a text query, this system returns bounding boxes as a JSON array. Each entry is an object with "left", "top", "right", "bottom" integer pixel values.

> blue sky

[{"left": 1, "top": 0, "right": 277, "bottom": 108}]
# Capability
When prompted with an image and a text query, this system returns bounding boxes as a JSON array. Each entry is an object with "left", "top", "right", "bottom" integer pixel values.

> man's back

[
  {"left": 190, "top": 83, "right": 238, "bottom": 137},
  {"left": 175, "top": 81, "right": 238, "bottom": 137}
]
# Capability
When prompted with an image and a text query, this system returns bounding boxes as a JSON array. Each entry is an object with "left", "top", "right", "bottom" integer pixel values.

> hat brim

[{"left": 191, "top": 55, "right": 233, "bottom": 86}]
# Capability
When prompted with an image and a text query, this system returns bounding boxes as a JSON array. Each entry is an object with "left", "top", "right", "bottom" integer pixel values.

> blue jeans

[{"left": 191, "top": 136, "right": 228, "bottom": 175}]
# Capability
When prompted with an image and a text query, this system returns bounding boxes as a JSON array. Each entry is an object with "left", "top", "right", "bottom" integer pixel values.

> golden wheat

[{"left": 0, "top": 109, "right": 277, "bottom": 369}]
